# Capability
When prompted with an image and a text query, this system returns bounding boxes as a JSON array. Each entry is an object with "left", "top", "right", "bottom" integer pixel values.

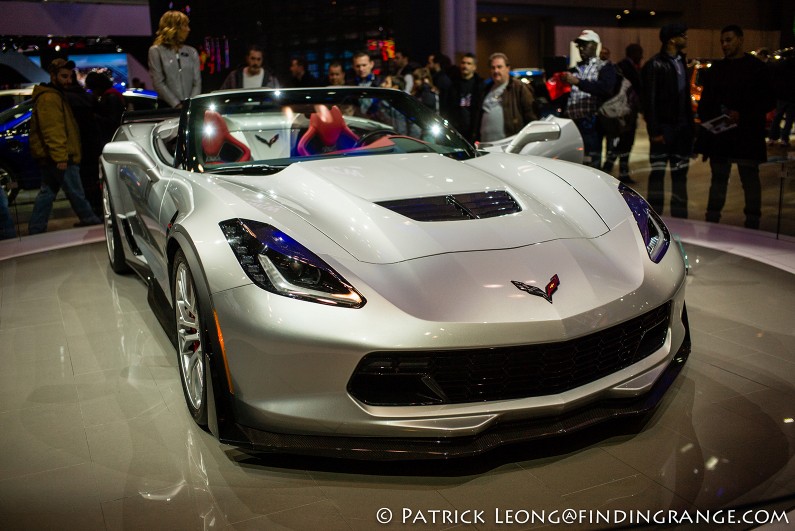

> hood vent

[{"left": 377, "top": 190, "right": 521, "bottom": 222}]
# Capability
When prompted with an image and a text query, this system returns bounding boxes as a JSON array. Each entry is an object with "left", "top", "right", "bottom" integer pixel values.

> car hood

[{"left": 216, "top": 153, "right": 611, "bottom": 264}]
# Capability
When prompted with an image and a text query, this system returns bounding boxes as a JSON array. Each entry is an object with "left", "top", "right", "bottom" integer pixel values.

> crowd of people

[
  {"left": 558, "top": 23, "right": 789, "bottom": 230},
  {"left": 2, "top": 11, "right": 792, "bottom": 240}
]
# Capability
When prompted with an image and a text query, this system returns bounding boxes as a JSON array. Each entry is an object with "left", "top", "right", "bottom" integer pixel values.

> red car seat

[
  {"left": 296, "top": 105, "right": 359, "bottom": 156},
  {"left": 202, "top": 110, "right": 251, "bottom": 163}
]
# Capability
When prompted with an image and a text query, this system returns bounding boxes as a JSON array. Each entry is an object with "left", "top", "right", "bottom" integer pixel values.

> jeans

[
  {"left": 574, "top": 115, "right": 604, "bottom": 168},
  {"left": 768, "top": 99, "right": 794, "bottom": 143},
  {"left": 0, "top": 186, "right": 15, "bottom": 240},
  {"left": 706, "top": 158, "right": 761, "bottom": 229},
  {"left": 647, "top": 125, "right": 691, "bottom": 218},
  {"left": 28, "top": 163, "right": 101, "bottom": 235},
  {"left": 603, "top": 126, "right": 637, "bottom": 181}
]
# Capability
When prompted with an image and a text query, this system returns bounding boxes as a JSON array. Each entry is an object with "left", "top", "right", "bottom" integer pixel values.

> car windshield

[{"left": 185, "top": 87, "right": 477, "bottom": 173}]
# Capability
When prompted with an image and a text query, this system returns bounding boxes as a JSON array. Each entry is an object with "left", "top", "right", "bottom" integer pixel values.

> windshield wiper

[{"left": 208, "top": 163, "right": 285, "bottom": 175}]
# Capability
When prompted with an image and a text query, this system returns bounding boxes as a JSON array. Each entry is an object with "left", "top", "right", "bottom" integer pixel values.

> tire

[
  {"left": 102, "top": 180, "right": 131, "bottom": 274},
  {"left": 173, "top": 250, "right": 209, "bottom": 427}
]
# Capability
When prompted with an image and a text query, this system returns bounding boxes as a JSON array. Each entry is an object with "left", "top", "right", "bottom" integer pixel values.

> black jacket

[
  {"left": 641, "top": 51, "right": 692, "bottom": 138},
  {"left": 443, "top": 73, "right": 484, "bottom": 142},
  {"left": 695, "top": 53, "right": 775, "bottom": 162}
]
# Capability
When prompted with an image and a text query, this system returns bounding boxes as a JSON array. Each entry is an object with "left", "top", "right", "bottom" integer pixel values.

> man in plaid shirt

[{"left": 563, "top": 30, "right": 617, "bottom": 168}]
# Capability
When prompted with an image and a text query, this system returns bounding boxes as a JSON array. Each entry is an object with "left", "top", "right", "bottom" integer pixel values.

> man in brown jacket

[
  {"left": 478, "top": 52, "right": 536, "bottom": 143},
  {"left": 28, "top": 58, "right": 101, "bottom": 234}
]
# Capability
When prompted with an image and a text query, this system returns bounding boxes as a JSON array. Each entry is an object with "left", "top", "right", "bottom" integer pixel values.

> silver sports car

[{"left": 101, "top": 87, "right": 689, "bottom": 459}]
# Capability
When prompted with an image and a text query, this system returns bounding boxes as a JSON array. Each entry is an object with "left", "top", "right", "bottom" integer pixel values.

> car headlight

[
  {"left": 219, "top": 219, "right": 365, "bottom": 308},
  {"left": 618, "top": 184, "right": 670, "bottom": 263}
]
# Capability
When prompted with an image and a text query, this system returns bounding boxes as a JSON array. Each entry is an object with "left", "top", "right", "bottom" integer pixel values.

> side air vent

[{"left": 377, "top": 190, "right": 521, "bottom": 222}]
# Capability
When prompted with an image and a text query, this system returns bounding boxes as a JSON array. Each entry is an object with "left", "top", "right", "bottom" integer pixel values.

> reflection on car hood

[{"left": 215, "top": 153, "right": 610, "bottom": 264}]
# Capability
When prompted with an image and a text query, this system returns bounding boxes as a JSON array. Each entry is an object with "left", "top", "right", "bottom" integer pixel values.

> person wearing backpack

[
  {"left": 562, "top": 30, "right": 618, "bottom": 168},
  {"left": 603, "top": 44, "right": 643, "bottom": 184}
]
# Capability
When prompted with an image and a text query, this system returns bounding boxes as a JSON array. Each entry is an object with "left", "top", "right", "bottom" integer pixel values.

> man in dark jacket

[
  {"left": 286, "top": 56, "right": 321, "bottom": 88},
  {"left": 349, "top": 51, "right": 383, "bottom": 87},
  {"left": 444, "top": 53, "right": 484, "bottom": 143},
  {"left": 220, "top": 45, "right": 279, "bottom": 90},
  {"left": 28, "top": 58, "right": 101, "bottom": 234},
  {"left": 641, "top": 23, "right": 692, "bottom": 218},
  {"left": 696, "top": 25, "right": 776, "bottom": 229},
  {"left": 478, "top": 52, "right": 536, "bottom": 143},
  {"left": 562, "top": 29, "right": 618, "bottom": 168}
]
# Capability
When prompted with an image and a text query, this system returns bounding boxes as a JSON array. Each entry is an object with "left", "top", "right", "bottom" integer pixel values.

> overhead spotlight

[
  {"left": 55, "top": 45, "right": 61, "bottom": 51},
  {"left": 650, "top": 11, "right": 656, "bottom": 15},
  {"left": 624, "top": 9, "right": 630, "bottom": 14},
  {"left": 491, "top": 16, "right": 498, "bottom": 23},
  {"left": 616, "top": 15, "right": 622, "bottom": 20}
]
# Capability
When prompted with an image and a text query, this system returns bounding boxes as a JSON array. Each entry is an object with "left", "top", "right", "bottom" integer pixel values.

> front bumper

[{"left": 222, "top": 310, "right": 690, "bottom": 460}]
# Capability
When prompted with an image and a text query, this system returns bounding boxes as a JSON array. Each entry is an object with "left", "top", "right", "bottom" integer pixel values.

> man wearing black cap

[
  {"left": 695, "top": 25, "right": 775, "bottom": 229},
  {"left": 562, "top": 29, "right": 618, "bottom": 168},
  {"left": 641, "top": 23, "right": 692, "bottom": 218},
  {"left": 28, "top": 58, "right": 101, "bottom": 234}
]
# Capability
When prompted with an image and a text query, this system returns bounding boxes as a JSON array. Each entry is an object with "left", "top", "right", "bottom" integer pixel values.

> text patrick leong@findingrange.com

[{"left": 375, "top": 508, "right": 790, "bottom": 526}]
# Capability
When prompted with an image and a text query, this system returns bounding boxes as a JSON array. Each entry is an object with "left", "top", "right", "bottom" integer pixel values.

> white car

[
  {"left": 479, "top": 115, "right": 583, "bottom": 163},
  {"left": 101, "top": 87, "right": 690, "bottom": 459}
]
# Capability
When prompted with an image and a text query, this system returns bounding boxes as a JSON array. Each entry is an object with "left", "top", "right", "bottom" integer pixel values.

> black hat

[
  {"left": 48, "top": 58, "right": 76, "bottom": 74},
  {"left": 659, "top": 23, "right": 687, "bottom": 43}
]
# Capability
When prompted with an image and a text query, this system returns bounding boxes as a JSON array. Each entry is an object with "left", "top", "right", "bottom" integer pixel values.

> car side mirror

[
  {"left": 102, "top": 141, "right": 162, "bottom": 183},
  {"left": 504, "top": 121, "right": 562, "bottom": 154}
]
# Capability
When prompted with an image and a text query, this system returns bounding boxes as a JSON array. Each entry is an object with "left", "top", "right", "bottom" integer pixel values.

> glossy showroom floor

[{"left": 1, "top": 220, "right": 795, "bottom": 530}]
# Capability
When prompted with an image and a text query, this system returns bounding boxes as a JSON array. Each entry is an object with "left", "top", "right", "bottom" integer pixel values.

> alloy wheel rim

[
  {"left": 102, "top": 185, "right": 114, "bottom": 259},
  {"left": 175, "top": 262, "right": 204, "bottom": 410}
]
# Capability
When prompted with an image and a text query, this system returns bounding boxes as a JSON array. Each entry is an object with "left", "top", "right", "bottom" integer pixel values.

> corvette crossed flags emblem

[{"left": 512, "top": 274, "right": 560, "bottom": 303}]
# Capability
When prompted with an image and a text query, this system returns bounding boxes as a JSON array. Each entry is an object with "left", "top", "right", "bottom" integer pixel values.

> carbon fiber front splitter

[{"left": 221, "top": 320, "right": 691, "bottom": 461}]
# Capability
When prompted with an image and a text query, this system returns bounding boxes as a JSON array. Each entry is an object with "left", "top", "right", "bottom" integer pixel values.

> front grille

[
  {"left": 348, "top": 302, "right": 672, "bottom": 406},
  {"left": 376, "top": 190, "right": 521, "bottom": 222}
]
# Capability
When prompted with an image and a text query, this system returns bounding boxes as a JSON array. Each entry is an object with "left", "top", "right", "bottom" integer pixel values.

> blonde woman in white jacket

[{"left": 148, "top": 10, "right": 201, "bottom": 108}]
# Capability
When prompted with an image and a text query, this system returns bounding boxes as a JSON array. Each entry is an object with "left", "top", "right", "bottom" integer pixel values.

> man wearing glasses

[{"left": 562, "top": 29, "right": 618, "bottom": 168}]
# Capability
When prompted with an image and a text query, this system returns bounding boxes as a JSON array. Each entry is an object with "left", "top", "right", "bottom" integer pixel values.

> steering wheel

[{"left": 354, "top": 128, "right": 395, "bottom": 147}]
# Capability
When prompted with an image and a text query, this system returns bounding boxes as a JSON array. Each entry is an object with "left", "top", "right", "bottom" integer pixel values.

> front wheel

[{"left": 173, "top": 250, "right": 208, "bottom": 426}]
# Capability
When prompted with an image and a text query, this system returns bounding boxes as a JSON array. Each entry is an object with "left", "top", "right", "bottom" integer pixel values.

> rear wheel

[
  {"left": 102, "top": 181, "right": 131, "bottom": 274},
  {"left": 173, "top": 250, "right": 208, "bottom": 426}
]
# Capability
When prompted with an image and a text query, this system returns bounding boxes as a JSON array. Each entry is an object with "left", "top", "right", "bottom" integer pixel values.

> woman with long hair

[{"left": 148, "top": 10, "right": 201, "bottom": 108}]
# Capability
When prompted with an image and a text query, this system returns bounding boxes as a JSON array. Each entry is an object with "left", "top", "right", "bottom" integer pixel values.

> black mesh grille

[
  {"left": 348, "top": 302, "right": 672, "bottom": 406},
  {"left": 376, "top": 190, "right": 521, "bottom": 221}
]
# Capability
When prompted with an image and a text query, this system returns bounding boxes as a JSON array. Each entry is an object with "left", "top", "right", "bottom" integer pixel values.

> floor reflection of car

[{"left": 0, "top": 87, "right": 158, "bottom": 203}]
